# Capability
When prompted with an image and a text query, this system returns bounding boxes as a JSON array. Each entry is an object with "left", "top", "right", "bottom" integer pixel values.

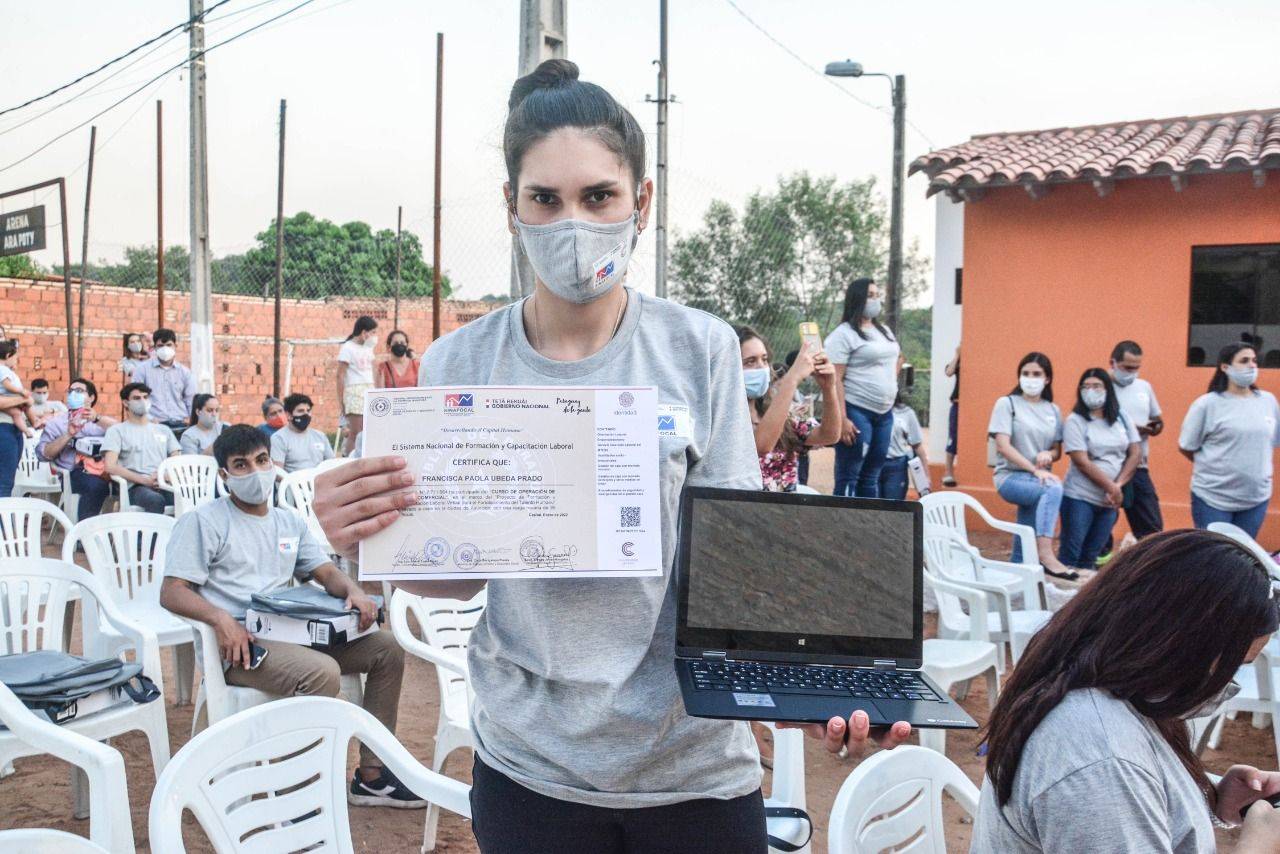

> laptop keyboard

[{"left": 686, "top": 660, "right": 943, "bottom": 702}]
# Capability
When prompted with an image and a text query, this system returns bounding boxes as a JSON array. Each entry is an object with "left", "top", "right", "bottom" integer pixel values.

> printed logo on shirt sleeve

[{"left": 278, "top": 537, "right": 299, "bottom": 555}]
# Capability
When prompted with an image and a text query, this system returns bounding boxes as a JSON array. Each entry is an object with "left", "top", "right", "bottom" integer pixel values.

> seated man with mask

[
  {"left": 159, "top": 425, "right": 421, "bottom": 808},
  {"left": 270, "top": 393, "right": 335, "bottom": 473}
]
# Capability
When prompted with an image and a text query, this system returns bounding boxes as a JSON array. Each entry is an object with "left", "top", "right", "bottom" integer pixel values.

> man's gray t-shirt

[
  {"left": 414, "top": 288, "right": 763, "bottom": 808},
  {"left": 270, "top": 427, "right": 335, "bottom": 472},
  {"left": 886, "top": 404, "right": 923, "bottom": 460},
  {"left": 988, "top": 396, "right": 1063, "bottom": 489},
  {"left": 1179, "top": 390, "right": 1280, "bottom": 511},
  {"left": 101, "top": 420, "right": 179, "bottom": 476},
  {"left": 163, "top": 497, "right": 329, "bottom": 618},
  {"left": 824, "top": 322, "right": 899, "bottom": 414},
  {"left": 1115, "top": 378, "right": 1161, "bottom": 468},
  {"left": 971, "top": 688, "right": 1214, "bottom": 854},
  {"left": 1062, "top": 412, "right": 1140, "bottom": 506}
]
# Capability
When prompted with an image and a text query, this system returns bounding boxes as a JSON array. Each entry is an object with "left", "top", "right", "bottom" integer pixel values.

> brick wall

[{"left": 0, "top": 276, "right": 496, "bottom": 426}]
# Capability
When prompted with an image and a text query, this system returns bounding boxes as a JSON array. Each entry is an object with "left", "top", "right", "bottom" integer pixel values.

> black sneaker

[{"left": 348, "top": 768, "right": 428, "bottom": 809}]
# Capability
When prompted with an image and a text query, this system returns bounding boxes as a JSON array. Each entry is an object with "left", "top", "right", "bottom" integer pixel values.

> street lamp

[{"left": 825, "top": 59, "right": 906, "bottom": 333}]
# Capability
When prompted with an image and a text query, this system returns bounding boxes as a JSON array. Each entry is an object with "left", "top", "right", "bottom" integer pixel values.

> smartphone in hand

[{"left": 799, "top": 322, "right": 822, "bottom": 354}]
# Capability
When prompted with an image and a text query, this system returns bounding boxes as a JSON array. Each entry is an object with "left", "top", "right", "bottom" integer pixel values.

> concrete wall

[{"left": 0, "top": 276, "right": 495, "bottom": 427}]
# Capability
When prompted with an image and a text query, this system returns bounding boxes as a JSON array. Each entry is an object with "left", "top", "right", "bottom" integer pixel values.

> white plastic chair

[
  {"left": 156, "top": 454, "right": 223, "bottom": 517},
  {"left": 0, "top": 558, "right": 169, "bottom": 827},
  {"left": 1208, "top": 522, "right": 1278, "bottom": 574},
  {"left": 0, "top": 681, "right": 133, "bottom": 852},
  {"left": 827, "top": 745, "right": 979, "bottom": 854},
  {"left": 389, "top": 587, "right": 484, "bottom": 852},
  {"left": 0, "top": 829, "right": 111, "bottom": 853},
  {"left": 57, "top": 467, "right": 80, "bottom": 524},
  {"left": 0, "top": 497, "right": 79, "bottom": 650},
  {"left": 63, "top": 513, "right": 195, "bottom": 705},
  {"left": 919, "top": 610, "right": 1000, "bottom": 756},
  {"left": 921, "top": 491, "right": 1047, "bottom": 608},
  {"left": 148, "top": 696, "right": 471, "bottom": 854},
  {"left": 278, "top": 467, "right": 336, "bottom": 554},
  {"left": 924, "top": 528, "right": 1052, "bottom": 667},
  {"left": 762, "top": 722, "right": 810, "bottom": 854},
  {"left": 14, "top": 432, "right": 63, "bottom": 501},
  {"left": 1206, "top": 640, "right": 1280, "bottom": 758},
  {"left": 315, "top": 457, "right": 353, "bottom": 476}
]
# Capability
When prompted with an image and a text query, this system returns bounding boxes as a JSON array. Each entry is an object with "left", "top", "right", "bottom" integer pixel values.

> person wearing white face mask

[
  {"left": 988, "top": 352, "right": 1079, "bottom": 580},
  {"left": 309, "top": 59, "right": 911, "bottom": 854},
  {"left": 1179, "top": 343, "right": 1280, "bottom": 538},
  {"left": 158, "top": 425, "right": 423, "bottom": 808},
  {"left": 102, "top": 382, "right": 180, "bottom": 514},
  {"left": 119, "top": 332, "right": 150, "bottom": 380},
  {"left": 337, "top": 315, "right": 378, "bottom": 456},
  {"left": 1110, "top": 340, "right": 1165, "bottom": 539},
  {"left": 179, "top": 393, "right": 228, "bottom": 456},
  {"left": 130, "top": 327, "right": 195, "bottom": 432},
  {"left": 1059, "top": 369, "right": 1141, "bottom": 571}
]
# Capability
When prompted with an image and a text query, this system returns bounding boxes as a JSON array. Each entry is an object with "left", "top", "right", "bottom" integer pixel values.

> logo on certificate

[
  {"left": 618, "top": 391, "right": 635, "bottom": 408},
  {"left": 425, "top": 537, "right": 449, "bottom": 565},
  {"left": 621, "top": 541, "right": 635, "bottom": 557},
  {"left": 445, "top": 393, "right": 474, "bottom": 408},
  {"left": 370, "top": 396, "right": 392, "bottom": 417},
  {"left": 454, "top": 543, "right": 479, "bottom": 569}
]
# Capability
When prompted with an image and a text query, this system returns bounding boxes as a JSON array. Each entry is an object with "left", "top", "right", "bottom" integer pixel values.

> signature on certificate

[
  {"left": 392, "top": 535, "right": 450, "bottom": 567},
  {"left": 519, "top": 536, "right": 579, "bottom": 569}
]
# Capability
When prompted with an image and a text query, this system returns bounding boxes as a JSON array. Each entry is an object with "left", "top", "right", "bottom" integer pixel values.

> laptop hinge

[
  {"left": 872, "top": 659, "right": 897, "bottom": 670},
  {"left": 701, "top": 651, "right": 728, "bottom": 660}
]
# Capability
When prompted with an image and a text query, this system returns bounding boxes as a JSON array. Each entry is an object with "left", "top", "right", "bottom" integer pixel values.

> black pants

[
  {"left": 469, "top": 756, "right": 768, "bottom": 854},
  {"left": 1123, "top": 468, "right": 1164, "bottom": 539}
]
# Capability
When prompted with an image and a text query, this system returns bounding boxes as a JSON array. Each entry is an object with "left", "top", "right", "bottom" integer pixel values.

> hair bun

[{"left": 508, "top": 58, "right": 580, "bottom": 112}]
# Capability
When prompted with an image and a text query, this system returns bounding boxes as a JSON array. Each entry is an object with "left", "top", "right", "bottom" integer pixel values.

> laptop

[{"left": 674, "top": 487, "right": 977, "bottom": 731}]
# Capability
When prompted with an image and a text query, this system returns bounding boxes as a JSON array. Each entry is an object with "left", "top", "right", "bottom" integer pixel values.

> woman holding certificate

[{"left": 313, "top": 60, "right": 910, "bottom": 854}]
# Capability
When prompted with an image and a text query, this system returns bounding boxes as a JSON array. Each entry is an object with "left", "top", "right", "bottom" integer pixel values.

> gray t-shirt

[
  {"left": 413, "top": 287, "right": 762, "bottom": 808},
  {"left": 101, "top": 420, "right": 179, "bottom": 476},
  {"left": 971, "top": 688, "right": 1215, "bottom": 854},
  {"left": 824, "top": 322, "right": 899, "bottom": 414},
  {"left": 179, "top": 421, "right": 227, "bottom": 455},
  {"left": 163, "top": 497, "right": 330, "bottom": 618},
  {"left": 1179, "top": 390, "right": 1280, "bottom": 512},
  {"left": 270, "top": 427, "right": 335, "bottom": 472},
  {"left": 886, "top": 403, "right": 923, "bottom": 460},
  {"left": 1062, "top": 412, "right": 1140, "bottom": 506},
  {"left": 1114, "top": 378, "right": 1161, "bottom": 468},
  {"left": 988, "top": 395, "right": 1063, "bottom": 489}
]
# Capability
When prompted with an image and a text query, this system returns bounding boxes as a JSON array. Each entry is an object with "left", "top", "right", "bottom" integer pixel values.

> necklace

[{"left": 529, "top": 289, "right": 628, "bottom": 355}]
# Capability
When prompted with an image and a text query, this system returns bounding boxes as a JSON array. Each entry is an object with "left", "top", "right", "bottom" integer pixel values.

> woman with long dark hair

[
  {"left": 179, "top": 392, "right": 226, "bottom": 455},
  {"left": 823, "top": 277, "right": 900, "bottom": 497},
  {"left": 376, "top": 328, "right": 419, "bottom": 389},
  {"left": 1058, "top": 368, "right": 1140, "bottom": 570},
  {"left": 972, "top": 530, "right": 1280, "bottom": 852},
  {"left": 1179, "top": 343, "right": 1280, "bottom": 538},
  {"left": 337, "top": 314, "right": 378, "bottom": 455},
  {"left": 737, "top": 325, "right": 840, "bottom": 492},
  {"left": 988, "top": 352, "right": 1077, "bottom": 579}
]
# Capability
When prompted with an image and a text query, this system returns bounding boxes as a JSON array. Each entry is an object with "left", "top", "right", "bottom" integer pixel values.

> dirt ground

[{"left": 1, "top": 449, "right": 1262, "bottom": 851}]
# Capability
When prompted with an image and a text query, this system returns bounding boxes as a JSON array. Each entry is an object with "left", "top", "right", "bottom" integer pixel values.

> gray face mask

[
  {"left": 1081, "top": 388, "right": 1107, "bottom": 410},
  {"left": 226, "top": 469, "right": 276, "bottom": 506},
  {"left": 1227, "top": 365, "right": 1259, "bottom": 388},
  {"left": 863, "top": 298, "right": 883, "bottom": 320},
  {"left": 512, "top": 211, "right": 639, "bottom": 304},
  {"left": 1178, "top": 680, "right": 1241, "bottom": 720}
]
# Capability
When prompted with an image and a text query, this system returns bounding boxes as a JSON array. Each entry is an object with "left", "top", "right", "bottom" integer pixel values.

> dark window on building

[
  {"left": 1188, "top": 244, "right": 1280, "bottom": 367},
  {"left": 954, "top": 268, "right": 963, "bottom": 305}
]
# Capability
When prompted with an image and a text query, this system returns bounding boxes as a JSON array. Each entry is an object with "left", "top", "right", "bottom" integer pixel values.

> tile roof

[{"left": 911, "top": 109, "right": 1280, "bottom": 198}]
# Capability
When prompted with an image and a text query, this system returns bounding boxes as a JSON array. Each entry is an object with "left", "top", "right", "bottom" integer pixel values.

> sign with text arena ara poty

[{"left": 0, "top": 206, "right": 45, "bottom": 256}]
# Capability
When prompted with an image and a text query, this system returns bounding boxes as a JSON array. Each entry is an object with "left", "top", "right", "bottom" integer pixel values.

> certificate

[{"left": 358, "top": 386, "right": 662, "bottom": 580}]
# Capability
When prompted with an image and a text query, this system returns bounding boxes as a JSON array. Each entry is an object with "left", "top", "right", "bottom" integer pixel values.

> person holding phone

[
  {"left": 37, "top": 377, "right": 117, "bottom": 520},
  {"left": 159, "top": 425, "right": 418, "bottom": 807},
  {"left": 823, "top": 278, "right": 901, "bottom": 497},
  {"left": 312, "top": 60, "right": 910, "bottom": 854}
]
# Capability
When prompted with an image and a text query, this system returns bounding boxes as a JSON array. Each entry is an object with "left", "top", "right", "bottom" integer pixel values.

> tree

[{"left": 0, "top": 254, "right": 43, "bottom": 278}]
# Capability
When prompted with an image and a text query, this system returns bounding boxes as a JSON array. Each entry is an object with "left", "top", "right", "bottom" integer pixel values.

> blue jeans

[
  {"left": 129, "top": 484, "right": 173, "bottom": 515},
  {"left": 879, "top": 456, "right": 909, "bottom": 500},
  {"left": 996, "top": 472, "right": 1064, "bottom": 562},
  {"left": 1191, "top": 493, "right": 1270, "bottom": 540},
  {"left": 833, "top": 403, "right": 894, "bottom": 498},
  {"left": 1058, "top": 495, "right": 1118, "bottom": 569},
  {"left": 69, "top": 467, "right": 111, "bottom": 519},
  {"left": 0, "top": 423, "right": 21, "bottom": 499}
]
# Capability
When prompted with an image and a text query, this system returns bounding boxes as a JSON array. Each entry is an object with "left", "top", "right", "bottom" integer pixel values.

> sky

[{"left": 2, "top": 0, "right": 1278, "bottom": 302}]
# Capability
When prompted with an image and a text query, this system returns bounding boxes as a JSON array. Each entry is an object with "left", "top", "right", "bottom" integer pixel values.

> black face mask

[
  {"left": 291, "top": 414, "right": 311, "bottom": 431},
  {"left": 390, "top": 343, "right": 408, "bottom": 358}
]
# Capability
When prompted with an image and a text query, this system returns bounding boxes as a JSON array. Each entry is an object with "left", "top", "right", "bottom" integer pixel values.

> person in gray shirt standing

[
  {"left": 1111, "top": 340, "right": 1165, "bottom": 538},
  {"left": 270, "top": 393, "right": 335, "bottom": 473},
  {"left": 307, "top": 59, "right": 911, "bottom": 854},
  {"left": 972, "top": 530, "right": 1280, "bottom": 854},
  {"left": 130, "top": 327, "right": 195, "bottom": 430},
  {"left": 1180, "top": 343, "right": 1280, "bottom": 539}
]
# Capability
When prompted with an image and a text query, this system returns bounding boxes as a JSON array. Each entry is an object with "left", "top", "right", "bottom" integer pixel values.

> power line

[
  {"left": 0, "top": 0, "right": 234, "bottom": 119},
  {"left": 0, "top": 0, "right": 321, "bottom": 175},
  {"left": 721, "top": 0, "right": 935, "bottom": 148}
]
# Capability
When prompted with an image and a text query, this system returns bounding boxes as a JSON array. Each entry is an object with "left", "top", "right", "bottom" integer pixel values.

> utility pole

[
  {"left": 393, "top": 205, "right": 402, "bottom": 330},
  {"left": 432, "top": 33, "right": 444, "bottom": 341},
  {"left": 156, "top": 100, "right": 165, "bottom": 329},
  {"left": 76, "top": 125, "right": 96, "bottom": 371},
  {"left": 188, "top": 0, "right": 215, "bottom": 394},
  {"left": 511, "top": 0, "right": 567, "bottom": 299},
  {"left": 647, "top": 0, "right": 672, "bottom": 298},
  {"left": 272, "top": 99, "right": 287, "bottom": 398},
  {"left": 887, "top": 74, "right": 906, "bottom": 332}
]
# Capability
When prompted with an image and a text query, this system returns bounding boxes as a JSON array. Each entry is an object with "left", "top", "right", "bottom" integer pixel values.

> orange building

[{"left": 913, "top": 110, "right": 1280, "bottom": 543}]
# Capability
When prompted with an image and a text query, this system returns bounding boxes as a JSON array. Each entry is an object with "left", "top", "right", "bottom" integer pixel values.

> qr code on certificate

[{"left": 620, "top": 506, "right": 641, "bottom": 528}]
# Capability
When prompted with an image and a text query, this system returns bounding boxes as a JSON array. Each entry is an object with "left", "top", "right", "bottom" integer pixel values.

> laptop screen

[{"left": 676, "top": 487, "right": 922, "bottom": 664}]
